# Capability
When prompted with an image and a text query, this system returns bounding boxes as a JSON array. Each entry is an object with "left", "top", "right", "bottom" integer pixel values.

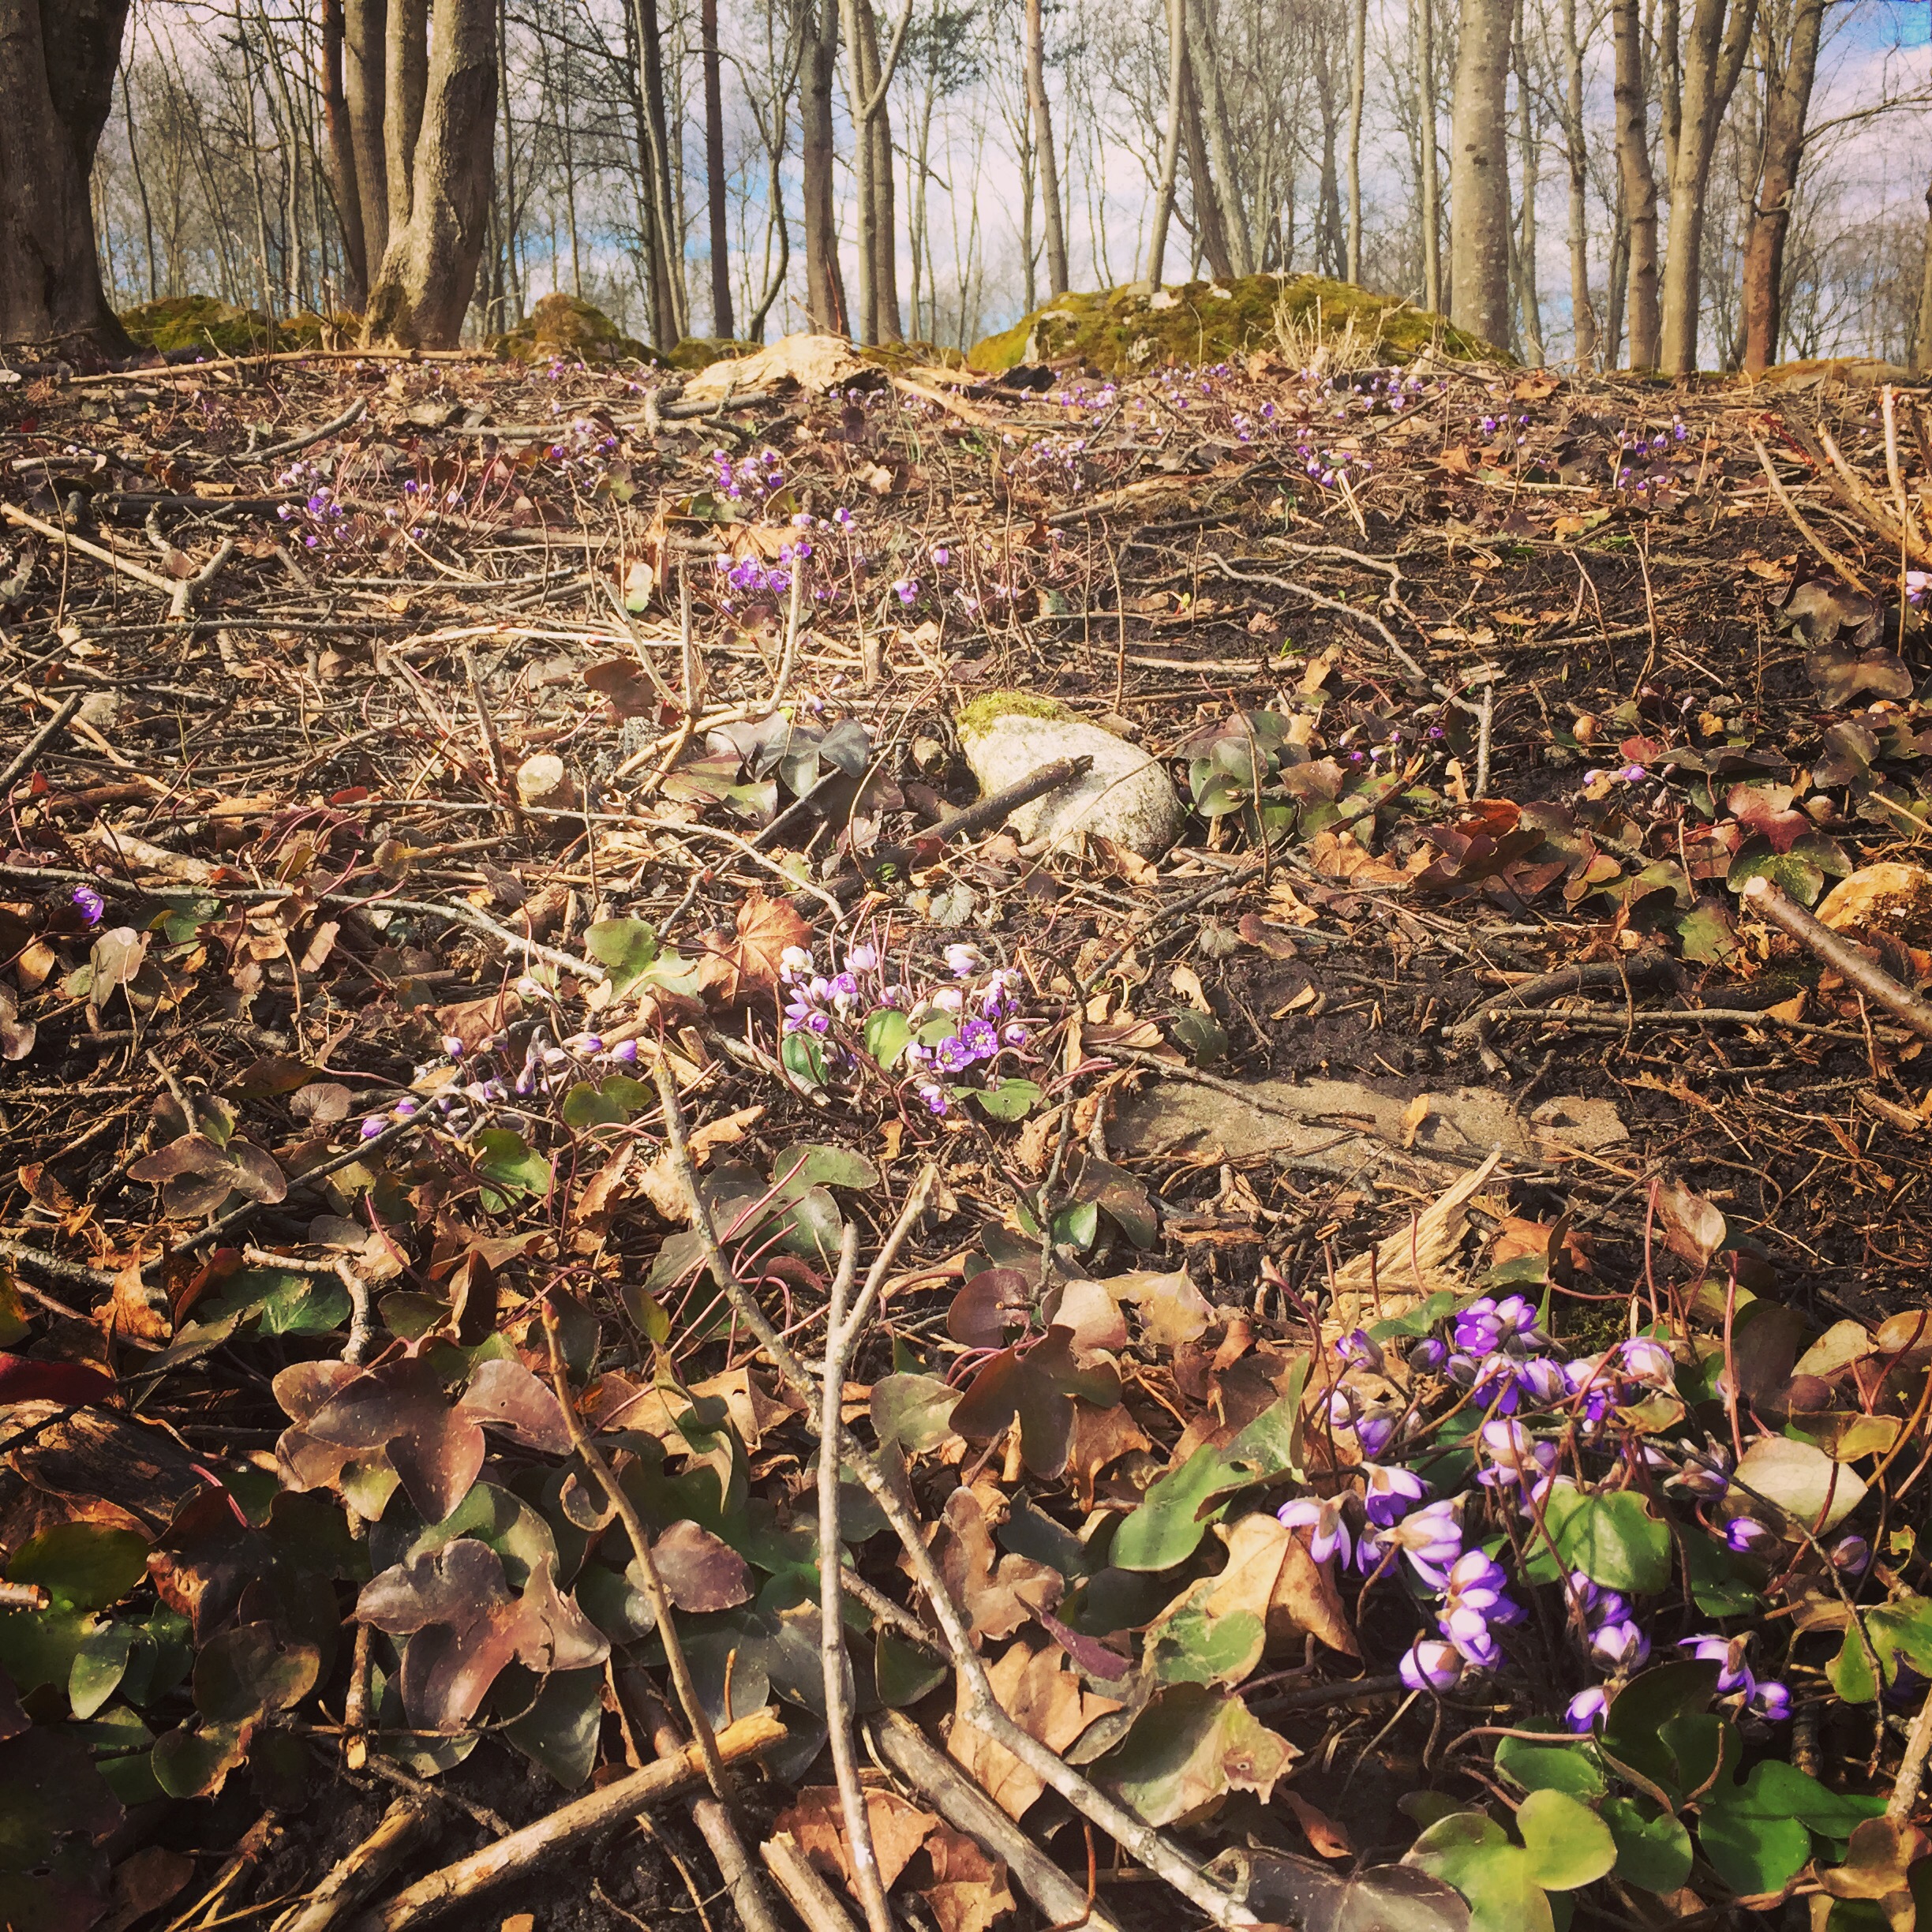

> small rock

[{"left": 958, "top": 706, "right": 1186, "bottom": 859}]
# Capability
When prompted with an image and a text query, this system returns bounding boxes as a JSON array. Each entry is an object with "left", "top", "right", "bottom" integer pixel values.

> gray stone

[{"left": 959, "top": 712, "right": 1186, "bottom": 859}]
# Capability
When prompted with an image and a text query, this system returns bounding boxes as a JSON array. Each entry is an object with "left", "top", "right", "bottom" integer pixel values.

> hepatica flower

[
  {"left": 70, "top": 884, "right": 104, "bottom": 925},
  {"left": 1400, "top": 1638, "right": 1463, "bottom": 1694},
  {"left": 1277, "top": 1494, "right": 1352, "bottom": 1567}
]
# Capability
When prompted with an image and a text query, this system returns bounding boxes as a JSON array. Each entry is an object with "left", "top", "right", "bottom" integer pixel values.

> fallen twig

[
  {"left": 346, "top": 1709, "right": 787, "bottom": 1932},
  {"left": 271, "top": 1797, "right": 434, "bottom": 1932},
  {"left": 1741, "top": 875, "right": 1932, "bottom": 1042},
  {"left": 761, "top": 1831, "right": 862, "bottom": 1932},
  {"left": 0, "top": 691, "right": 83, "bottom": 796},
  {"left": 0, "top": 500, "right": 176, "bottom": 593}
]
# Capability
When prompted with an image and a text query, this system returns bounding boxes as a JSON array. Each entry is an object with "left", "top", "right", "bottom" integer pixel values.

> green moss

[
  {"left": 968, "top": 274, "right": 1500, "bottom": 376},
  {"left": 665, "top": 335, "right": 758, "bottom": 371},
  {"left": 957, "top": 691, "right": 1073, "bottom": 736},
  {"left": 491, "top": 293, "right": 657, "bottom": 365},
  {"left": 120, "top": 297, "right": 277, "bottom": 356}
]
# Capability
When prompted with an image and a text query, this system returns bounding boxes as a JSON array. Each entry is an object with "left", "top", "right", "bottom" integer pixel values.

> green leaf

[
  {"left": 1600, "top": 1661, "right": 1720, "bottom": 1803},
  {"left": 1496, "top": 1730, "right": 1606, "bottom": 1800},
  {"left": 1149, "top": 1604, "right": 1265, "bottom": 1687},
  {"left": 1680, "top": 1531, "right": 1763, "bottom": 1617},
  {"left": 1053, "top": 1201, "right": 1100, "bottom": 1250},
  {"left": 1698, "top": 1782, "right": 1815, "bottom": 1896},
  {"left": 1406, "top": 1811, "right": 1555, "bottom": 1932},
  {"left": 863, "top": 1008, "right": 912, "bottom": 1069},
  {"left": 584, "top": 918, "right": 661, "bottom": 997},
  {"left": 69, "top": 1623, "right": 133, "bottom": 1720},
  {"left": 1098, "top": 1683, "right": 1294, "bottom": 1826},
  {"left": 974, "top": 1079, "right": 1042, "bottom": 1122},
  {"left": 151, "top": 1719, "right": 248, "bottom": 1799},
  {"left": 1546, "top": 1490, "right": 1671, "bottom": 1594},
  {"left": 1733, "top": 1435, "right": 1866, "bottom": 1534},
  {"left": 1603, "top": 1797, "right": 1693, "bottom": 1893},
  {"left": 500, "top": 1664, "right": 604, "bottom": 1788},
  {"left": 773, "top": 1144, "right": 879, "bottom": 1193},
  {"left": 471, "top": 1129, "right": 552, "bottom": 1211},
  {"left": 1829, "top": 1626, "right": 1881, "bottom": 1704},
  {"left": 875, "top": 1628, "right": 947, "bottom": 1707},
  {"left": 870, "top": 1374, "right": 962, "bottom": 1454},
  {"left": 781, "top": 1031, "right": 827, "bottom": 1087},
  {"left": 204, "top": 1264, "right": 350, "bottom": 1338},
  {"left": 1169, "top": 1009, "right": 1228, "bottom": 1065},
  {"left": 1517, "top": 1789, "right": 1617, "bottom": 1891},
  {"left": 8, "top": 1524, "right": 150, "bottom": 1612},
  {"left": 560, "top": 1080, "right": 628, "bottom": 1129},
  {"left": 1110, "top": 1447, "right": 1241, "bottom": 1572}
]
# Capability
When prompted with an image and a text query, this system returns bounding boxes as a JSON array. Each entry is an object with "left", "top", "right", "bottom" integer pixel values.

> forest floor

[{"left": 2, "top": 333, "right": 1932, "bottom": 1932}]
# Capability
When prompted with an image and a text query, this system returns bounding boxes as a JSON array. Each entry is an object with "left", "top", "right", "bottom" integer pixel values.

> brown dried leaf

[
  {"left": 949, "top": 1638, "right": 1122, "bottom": 1819},
  {"left": 694, "top": 894, "right": 812, "bottom": 1008},
  {"left": 933, "top": 1485, "right": 1061, "bottom": 1642},
  {"left": 777, "top": 1786, "right": 938, "bottom": 1892},
  {"left": 922, "top": 1825, "right": 1016, "bottom": 1932},
  {"left": 648, "top": 1519, "right": 753, "bottom": 1612}
]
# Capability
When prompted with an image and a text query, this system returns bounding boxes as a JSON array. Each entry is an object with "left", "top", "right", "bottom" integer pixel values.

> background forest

[{"left": 87, "top": 0, "right": 1932, "bottom": 370}]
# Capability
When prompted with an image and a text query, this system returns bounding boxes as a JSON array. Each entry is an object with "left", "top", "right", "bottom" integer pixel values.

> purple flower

[
  {"left": 70, "top": 885, "right": 104, "bottom": 924},
  {"left": 957, "top": 1018, "right": 998, "bottom": 1061},
  {"left": 1679, "top": 1633, "right": 1754, "bottom": 1697},
  {"left": 1567, "top": 1686, "right": 1609, "bottom": 1732},
  {"left": 1831, "top": 1534, "right": 1872, "bottom": 1574},
  {"left": 1278, "top": 1495, "right": 1352, "bottom": 1567},
  {"left": 1361, "top": 1462, "right": 1426, "bottom": 1528},
  {"left": 1335, "top": 1328, "right": 1384, "bottom": 1373},
  {"left": 943, "top": 944, "right": 983, "bottom": 977},
  {"left": 1387, "top": 1498, "right": 1464, "bottom": 1587},
  {"left": 1408, "top": 1337, "right": 1448, "bottom": 1375},
  {"left": 1747, "top": 1679, "right": 1791, "bottom": 1723},
  {"left": 1668, "top": 1442, "right": 1732, "bottom": 1500},
  {"left": 893, "top": 578, "right": 919, "bottom": 605},
  {"left": 1724, "top": 1516, "right": 1780, "bottom": 1558},
  {"left": 1354, "top": 1412, "right": 1400, "bottom": 1458},
  {"left": 358, "top": 1117, "right": 387, "bottom": 1140},
  {"left": 916, "top": 1082, "right": 949, "bottom": 1116},
  {"left": 1001, "top": 1023, "right": 1030, "bottom": 1047},
  {"left": 931, "top": 545, "right": 950, "bottom": 566},
  {"left": 848, "top": 943, "right": 880, "bottom": 972},
  {"left": 1617, "top": 764, "right": 1648, "bottom": 784},
  {"left": 608, "top": 1040, "right": 639, "bottom": 1065},
  {"left": 1399, "top": 1638, "right": 1463, "bottom": 1693},
  {"left": 1477, "top": 1419, "right": 1554, "bottom": 1492},
  {"left": 1454, "top": 1297, "right": 1508, "bottom": 1354},
  {"left": 1590, "top": 1619, "right": 1651, "bottom": 1672}
]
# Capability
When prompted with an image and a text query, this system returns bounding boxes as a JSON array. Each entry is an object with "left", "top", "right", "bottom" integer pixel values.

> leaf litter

[{"left": 0, "top": 344, "right": 1930, "bottom": 1928}]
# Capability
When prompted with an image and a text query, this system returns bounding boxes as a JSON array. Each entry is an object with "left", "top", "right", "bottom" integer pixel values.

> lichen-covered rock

[
  {"left": 969, "top": 273, "right": 1498, "bottom": 377},
  {"left": 958, "top": 696, "right": 1185, "bottom": 859},
  {"left": 120, "top": 299, "right": 359, "bottom": 358}
]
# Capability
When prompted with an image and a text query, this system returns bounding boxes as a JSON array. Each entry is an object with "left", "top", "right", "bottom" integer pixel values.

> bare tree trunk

[
  {"left": 1917, "top": 179, "right": 1932, "bottom": 375},
  {"left": 1180, "top": 59, "right": 1234, "bottom": 280},
  {"left": 344, "top": 0, "right": 389, "bottom": 278},
  {"left": 1512, "top": 0, "right": 1543, "bottom": 361},
  {"left": 1025, "top": 0, "right": 1068, "bottom": 296},
  {"left": 799, "top": 0, "right": 847, "bottom": 331},
  {"left": 841, "top": 0, "right": 911, "bottom": 342},
  {"left": 860, "top": 1, "right": 904, "bottom": 340},
  {"left": 1345, "top": 0, "right": 1366, "bottom": 283},
  {"left": 384, "top": 0, "right": 428, "bottom": 238},
  {"left": 1448, "top": 0, "right": 1511, "bottom": 343},
  {"left": 1658, "top": 0, "right": 1757, "bottom": 372},
  {"left": 1739, "top": 0, "right": 1821, "bottom": 374},
  {"left": 1414, "top": 0, "right": 1441, "bottom": 312},
  {"left": 1185, "top": 0, "right": 1252, "bottom": 275},
  {"left": 1313, "top": 37, "right": 1343, "bottom": 278},
  {"left": 1144, "top": 0, "right": 1186, "bottom": 286},
  {"left": 1611, "top": 0, "right": 1659, "bottom": 367},
  {"left": 1604, "top": 167, "right": 1628, "bottom": 361},
  {"left": 496, "top": 0, "right": 519, "bottom": 323},
  {"left": 1559, "top": 0, "right": 1594, "bottom": 365},
  {"left": 0, "top": 0, "right": 133, "bottom": 361},
  {"left": 702, "top": 0, "right": 733, "bottom": 335},
  {"left": 321, "top": 0, "right": 367, "bottom": 304},
  {"left": 362, "top": 0, "right": 496, "bottom": 346},
  {"left": 627, "top": 0, "right": 683, "bottom": 340},
  {"left": 118, "top": 42, "right": 157, "bottom": 301}
]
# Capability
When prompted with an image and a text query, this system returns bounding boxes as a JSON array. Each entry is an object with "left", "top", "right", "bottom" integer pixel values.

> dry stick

[
  {"left": 170, "top": 537, "right": 234, "bottom": 620},
  {"left": 1887, "top": 1688, "right": 1932, "bottom": 1825},
  {"left": 1751, "top": 440, "right": 1871, "bottom": 593},
  {"left": 0, "top": 690, "right": 84, "bottom": 795},
  {"left": 818, "top": 1170, "right": 941, "bottom": 1932},
  {"left": 870, "top": 1710, "right": 1129, "bottom": 1932},
  {"left": 646, "top": 1058, "right": 1261, "bottom": 1930},
  {"left": 345, "top": 1711, "right": 787, "bottom": 1932},
  {"left": 628, "top": 1684, "right": 786, "bottom": 1932},
  {"left": 539, "top": 1303, "right": 732, "bottom": 1806},
  {"left": 770, "top": 560, "right": 805, "bottom": 710},
  {"left": 1739, "top": 875, "right": 1932, "bottom": 1042},
  {"left": 762, "top": 1832, "right": 863, "bottom": 1932},
  {"left": 0, "top": 500, "right": 177, "bottom": 593},
  {"left": 459, "top": 644, "right": 522, "bottom": 837},
  {"left": 270, "top": 1797, "right": 434, "bottom": 1932},
  {"left": 249, "top": 395, "right": 369, "bottom": 465}
]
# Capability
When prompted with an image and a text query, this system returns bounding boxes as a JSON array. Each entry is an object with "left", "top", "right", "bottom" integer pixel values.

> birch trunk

[
  {"left": 1448, "top": 0, "right": 1513, "bottom": 343},
  {"left": 1559, "top": 0, "right": 1595, "bottom": 365},
  {"left": 1415, "top": 0, "right": 1441, "bottom": 313},
  {"left": 383, "top": 0, "right": 427, "bottom": 238},
  {"left": 1025, "top": 0, "right": 1069, "bottom": 296},
  {"left": 1611, "top": 0, "right": 1660, "bottom": 367},
  {"left": 702, "top": 0, "right": 733, "bottom": 335},
  {"left": 1144, "top": 0, "right": 1187, "bottom": 286},
  {"left": 1346, "top": 0, "right": 1366, "bottom": 283}
]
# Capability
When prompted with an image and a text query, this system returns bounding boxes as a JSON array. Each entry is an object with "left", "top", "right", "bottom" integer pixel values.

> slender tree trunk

[
  {"left": 384, "top": 0, "right": 428, "bottom": 238},
  {"left": 1314, "top": 45, "right": 1343, "bottom": 278},
  {"left": 861, "top": 0, "right": 903, "bottom": 340},
  {"left": 1740, "top": 0, "right": 1821, "bottom": 373},
  {"left": 1025, "top": 0, "right": 1069, "bottom": 296},
  {"left": 1345, "top": 0, "right": 1366, "bottom": 283},
  {"left": 362, "top": 0, "right": 496, "bottom": 346},
  {"left": 496, "top": 0, "right": 519, "bottom": 323},
  {"left": 1414, "top": 0, "right": 1441, "bottom": 312},
  {"left": 1511, "top": 0, "right": 1543, "bottom": 361},
  {"left": 118, "top": 45, "right": 157, "bottom": 301},
  {"left": 1144, "top": 0, "right": 1186, "bottom": 286},
  {"left": 798, "top": 0, "right": 848, "bottom": 332},
  {"left": 1448, "top": 0, "right": 1512, "bottom": 343},
  {"left": 1605, "top": 167, "right": 1628, "bottom": 361},
  {"left": 321, "top": 0, "right": 367, "bottom": 305},
  {"left": 1658, "top": 0, "right": 1758, "bottom": 372},
  {"left": 236, "top": 12, "right": 277, "bottom": 322},
  {"left": 344, "top": 0, "right": 388, "bottom": 279},
  {"left": 1612, "top": 0, "right": 1659, "bottom": 367},
  {"left": 0, "top": 0, "right": 133, "bottom": 361},
  {"left": 1185, "top": 0, "right": 1252, "bottom": 275},
  {"left": 1181, "top": 59, "right": 1234, "bottom": 280},
  {"left": 628, "top": 0, "right": 683, "bottom": 339},
  {"left": 1916, "top": 179, "right": 1932, "bottom": 375},
  {"left": 702, "top": 0, "right": 733, "bottom": 335},
  {"left": 1559, "top": 0, "right": 1594, "bottom": 365}
]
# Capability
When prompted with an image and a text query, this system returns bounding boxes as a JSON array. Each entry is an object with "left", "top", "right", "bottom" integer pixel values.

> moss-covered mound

[
  {"left": 120, "top": 297, "right": 278, "bottom": 356},
  {"left": 969, "top": 274, "right": 1498, "bottom": 376},
  {"left": 665, "top": 335, "right": 757, "bottom": 372},
  {"left": 492, "top": 293, "right": 657, "bottom": 365}
]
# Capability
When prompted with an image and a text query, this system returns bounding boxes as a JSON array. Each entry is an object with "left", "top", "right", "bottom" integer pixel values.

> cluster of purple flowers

[
  {"left": 1582, "top": 762, "right": 1649, "bottom": 787},
  {"left": 1282, "top": 1297, "right": 1828, "bottom": 1727},
  {"left": 710, "top": 446, "right": 786, "bottom": 503},
  {"left": 1613, "top": 417, "right": 1691, "bottom": 492},
  {"left": 275, "top": 459, "right": 354, "bottom": 552}
]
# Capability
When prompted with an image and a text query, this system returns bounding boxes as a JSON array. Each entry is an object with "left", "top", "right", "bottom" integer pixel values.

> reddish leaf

[
  {"left": 456, "top": 1358, "right": 574, "bottom": 1455},
  {"left": 0, "top": 1354, "right": 114, "bottom": 1407},
  {"left": 650, "top": 1519, "right": 753, "bottom": 1612},
  {"left": 947, "top": 1269, "right": 1030, "bottom": 1348},
  {"left": 301, "top": 1357, "right": 481, "bottom": 1523},
  {"left": 694, "top": 893, "right": 813, "bottom": 1008}
]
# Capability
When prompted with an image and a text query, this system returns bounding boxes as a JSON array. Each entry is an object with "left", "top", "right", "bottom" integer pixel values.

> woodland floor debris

[{"left": 2, "top": 340, "right": 1932, "bottom": 1930}]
